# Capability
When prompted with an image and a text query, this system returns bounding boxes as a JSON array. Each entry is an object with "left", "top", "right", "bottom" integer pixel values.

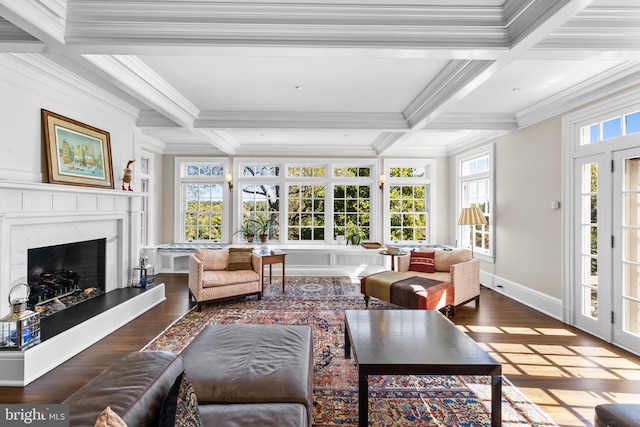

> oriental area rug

[{"left": 143, "top": 276, "right": 558, "bottom": 427}]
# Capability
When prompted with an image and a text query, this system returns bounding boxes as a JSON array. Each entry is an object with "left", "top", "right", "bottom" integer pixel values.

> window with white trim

[
  {"left": 176, "top": 158, "right": 228, "bottom": 242},
  {"left": 234, "top": 160, "right": 376, "bottom": 243},
  {"left": 457, "top": 145, "right": 494, "bottom": 259},
  {"left": 385, "top": 161, "right": 434, "bottom": 243}
]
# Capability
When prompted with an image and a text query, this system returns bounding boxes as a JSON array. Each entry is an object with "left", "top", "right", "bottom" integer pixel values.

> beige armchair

[
  {"left": 396, "top": 248, "right": 480, "bottom": 309},
  {"left": 188, "top": 248, "right": 263, "bottom": 311}
]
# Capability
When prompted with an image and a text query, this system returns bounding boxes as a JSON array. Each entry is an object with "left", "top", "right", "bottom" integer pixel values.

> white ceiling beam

[
  {"left": 82, "top": 55, "right": 199, "bottom": 129},
  {"left": 196, "top": 129, "right": 239, "bottom": 156},
  {"left": 196, "top": 111, "right": 407, "bottom": 131}
]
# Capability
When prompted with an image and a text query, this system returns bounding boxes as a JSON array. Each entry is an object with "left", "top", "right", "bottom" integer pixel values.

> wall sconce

[
  {"left": 225, "top": 173, "right": 233, "bottom": 191},
  {"left": 379, "top": 174, "right": 386, "bottom": 190}
]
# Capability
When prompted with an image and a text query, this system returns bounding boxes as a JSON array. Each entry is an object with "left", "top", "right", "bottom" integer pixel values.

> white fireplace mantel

[{"left": 0, "top": 180, "right": 164, "bottom": 386}]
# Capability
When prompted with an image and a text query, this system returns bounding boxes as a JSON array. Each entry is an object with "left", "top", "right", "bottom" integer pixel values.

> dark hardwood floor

[{"left": 1, "top": 273, "right": 639, "bottom": 427}]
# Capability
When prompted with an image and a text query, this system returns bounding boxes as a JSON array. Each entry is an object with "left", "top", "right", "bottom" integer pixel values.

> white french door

[
  {"left": 573, "top": 154, "right": 612, "bottom": 341},
  {"left": 612, "top": 148, "right": 640, "bottom": 354}
]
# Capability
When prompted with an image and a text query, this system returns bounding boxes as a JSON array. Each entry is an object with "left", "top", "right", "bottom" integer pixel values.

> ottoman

[
  {"left": 181, "top": 324, "right": 314, "bottom": 426},
  {"left": 361, "top": 271, "right": 454, "bottom": 315}
]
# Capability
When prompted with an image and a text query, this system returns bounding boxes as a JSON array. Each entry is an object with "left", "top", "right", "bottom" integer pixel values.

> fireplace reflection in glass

[{"left": 27, "top": 238, "right": 106, "bottom": 317}]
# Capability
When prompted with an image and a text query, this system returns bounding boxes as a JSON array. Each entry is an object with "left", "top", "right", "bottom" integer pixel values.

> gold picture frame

[{"left": 42, "top": 109, "right": 114, "bottom": 189}]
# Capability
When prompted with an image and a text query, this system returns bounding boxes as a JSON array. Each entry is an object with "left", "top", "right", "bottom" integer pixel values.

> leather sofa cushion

[
  {"left": 181, "top": 324, "right": 313, "bottom": 413},
  {"left": 63, "top": 351, "right": 184, "bottom": 427},
  {"left": 199, "top": 403, "right": 308, "bottom": 427},
  {"left": 595, "top": 404, "right": 640, "bottom": 427}
]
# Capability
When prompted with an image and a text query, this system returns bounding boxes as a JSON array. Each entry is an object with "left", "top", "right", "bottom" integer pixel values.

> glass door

[
  {"left": 613, "top": 149, "right": 640, "bottom": 354},
  {"left": 574, "top": 155, "right": 612, "bottom": 341}
]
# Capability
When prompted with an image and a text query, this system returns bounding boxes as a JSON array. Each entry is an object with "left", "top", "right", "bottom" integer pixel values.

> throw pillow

[
  {"left": 94, "top": 407, "right": 127, "bottom": 427},
  {"left": 227, "top": 247, "right": 254, "bottom": 271},
  {"left": 158, "top": 372, "right": 202, "bottom": 427},
  {"left": 409, "top": 250, "right": 435, "bottom": 273}
]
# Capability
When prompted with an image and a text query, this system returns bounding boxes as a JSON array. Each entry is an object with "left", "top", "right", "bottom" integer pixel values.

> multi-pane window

[
  {"left": 333, "top": 185, "right": 371, "bottom": 241},
  {"left": 288, "top": 185, "right": 325, "bottom": 241},
  {"left": 581, "top": 111, "right": 640, "bottom": 144},
  {"left": 458, "top": 147, "right": 494, "bottom": 258},
  {"left": 387, "top": 165, "right": 431, "bottom": 242},
  {"left": 177, "top": 160, "right": 226, "bottom": 242},
  {"left": 241, "top": 183, "right": 280, "bottom": 240}
]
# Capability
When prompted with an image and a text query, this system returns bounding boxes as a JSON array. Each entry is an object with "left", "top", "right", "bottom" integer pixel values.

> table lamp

[{"left": 457, "top": 206, "right": 487, "bottom": 257}]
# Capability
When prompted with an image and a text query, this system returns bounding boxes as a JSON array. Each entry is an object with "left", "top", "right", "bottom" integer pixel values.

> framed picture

[{"left": 42, "top": 109, "right": 114, "bottom": 189}]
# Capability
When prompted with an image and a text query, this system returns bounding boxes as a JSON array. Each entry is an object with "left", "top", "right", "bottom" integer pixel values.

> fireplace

[
  {"left": 0, "top": 181, "right": 165, "bottom": 386},
  {"left": 27, "top": 238, "right": 106, "bottom": 316}
]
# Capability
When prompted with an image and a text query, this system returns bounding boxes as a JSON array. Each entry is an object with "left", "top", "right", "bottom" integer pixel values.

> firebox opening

[{"left": 27, "top": 238, "right": 106, "bottom": 317}]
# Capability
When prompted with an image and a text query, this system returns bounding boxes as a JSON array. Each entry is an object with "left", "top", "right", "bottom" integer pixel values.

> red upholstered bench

[{"left": 361, "top": 271, "right": 454, "bottom": 316}]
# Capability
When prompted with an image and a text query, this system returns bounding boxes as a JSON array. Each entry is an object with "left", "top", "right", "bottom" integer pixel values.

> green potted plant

[
  {"left": 235, "top": 220, "right": 257, "bottom": 243},
  {"left": 251, "top": 216, "right": 278, "bottom": 243}
]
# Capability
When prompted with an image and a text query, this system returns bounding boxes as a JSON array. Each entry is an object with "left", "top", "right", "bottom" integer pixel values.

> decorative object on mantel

[
  {"left": 41, "top": 109, "right": 114, "bottom": 189},
  {"left": 0, "top": 283, "right": 41, "bottom": 350},
  {"left": 122, "top": 159, "right": 135, "bottom": 191},
  {"left": 457, "top": 205, "right": 488, "bottom": 257}
]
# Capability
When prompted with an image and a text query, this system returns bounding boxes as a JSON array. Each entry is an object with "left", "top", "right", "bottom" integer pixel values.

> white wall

[{"left": 0, "top": 53, "right": 139, "bottom": 184}]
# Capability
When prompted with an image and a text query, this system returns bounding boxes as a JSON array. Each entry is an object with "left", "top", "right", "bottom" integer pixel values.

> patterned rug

[{"left": 143, "top": 277, "right": 558, "bottom": 426}]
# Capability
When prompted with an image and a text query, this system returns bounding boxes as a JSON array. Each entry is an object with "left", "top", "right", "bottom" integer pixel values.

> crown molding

[
  {"left": 516, "top": 62, "right": 640, "bottom": 129},
  {"left": 236, "top": 142, "right": 378, "bottom": 158},
  {"left": 0, "top": 52, "right": 138, "bottom": 118},
  {"left": 444, "top": 130, "right": 510, "bottom": 156},
  {"left": 196, "top": 111, "right": 407, "bottom": 131},
  {"left": 83, "top": 54, "right": 199, "bottom": 129},
  {"left": 0, "top": 0, "right": 66, "bottom": 45},
  {"left": 65, "top": 1, "right": 511, "bottom": 50}
]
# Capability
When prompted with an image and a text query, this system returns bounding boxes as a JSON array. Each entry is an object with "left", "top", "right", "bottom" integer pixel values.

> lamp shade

[{"left": 458, "top": 207, "right": 487, "bottom": 225}]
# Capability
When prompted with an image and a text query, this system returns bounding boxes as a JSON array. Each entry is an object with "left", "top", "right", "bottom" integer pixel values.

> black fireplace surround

[{"left": 27, "top": 238, "right": 106, "bottom": 307}]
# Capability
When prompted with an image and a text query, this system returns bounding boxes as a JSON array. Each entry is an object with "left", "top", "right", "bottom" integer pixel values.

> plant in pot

[
  {"left": 251, "top": 216, "right": 278, "bottom": 243},
  {"left": 235, "top": 221, "right": 257, "bottom": 243}
]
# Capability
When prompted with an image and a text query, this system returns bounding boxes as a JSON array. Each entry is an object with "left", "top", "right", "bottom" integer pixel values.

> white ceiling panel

[{"left": 2, "top": 0, "right": 640, "bottom": 156}]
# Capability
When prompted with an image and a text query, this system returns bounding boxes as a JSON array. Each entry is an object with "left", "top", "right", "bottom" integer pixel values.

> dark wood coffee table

[{"left": 344, "top": 309, "right": 502, "bottom": 426}]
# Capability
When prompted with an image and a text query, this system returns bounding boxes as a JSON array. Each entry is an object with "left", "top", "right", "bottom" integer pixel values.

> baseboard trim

[{"left": 480, "top": 271, "right": 563, "bottom": 321}]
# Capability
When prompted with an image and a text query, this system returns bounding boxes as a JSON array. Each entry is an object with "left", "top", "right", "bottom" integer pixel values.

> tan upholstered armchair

[
  {"left": 188, "top": 248, "right": 263, "bottom": 311},
  {"left": 396, "top": 248, "right": 480, "bottom": 309}
]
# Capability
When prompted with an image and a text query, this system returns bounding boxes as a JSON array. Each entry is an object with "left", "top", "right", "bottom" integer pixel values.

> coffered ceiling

[{"left": 2, "top": 0, "right": 640, "bottom": 157}]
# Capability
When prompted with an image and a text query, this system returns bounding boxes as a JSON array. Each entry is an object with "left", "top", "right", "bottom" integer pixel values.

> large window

[
  {"left": 384, "top": 162, "right": 434, "bottom": 244},
  {"left": 457, "top": 145, "right": 494, "bottom": 259},
  {"left": 234, "top": 160, "right": 376, "bottom": 243},
  {"left": 176, "top": 158, "right": 229, "bottom": 242}
]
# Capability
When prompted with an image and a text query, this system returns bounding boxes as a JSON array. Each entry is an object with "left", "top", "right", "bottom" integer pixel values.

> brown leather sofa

[
  {"left": 595, "top": 403, "right": 640, "bottom": 427},
  {"left": 63, "top": 324, "right": 314, "bottom": 426}
]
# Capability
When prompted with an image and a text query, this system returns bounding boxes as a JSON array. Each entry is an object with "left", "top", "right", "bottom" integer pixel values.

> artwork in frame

[{"left": 42, "top": 109, "right": 115, "bottom": 189}]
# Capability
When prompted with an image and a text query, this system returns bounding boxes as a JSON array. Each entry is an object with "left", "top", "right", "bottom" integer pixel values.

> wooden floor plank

[{"left": 0, "top": 273, "right": 638, "bottom": 427}]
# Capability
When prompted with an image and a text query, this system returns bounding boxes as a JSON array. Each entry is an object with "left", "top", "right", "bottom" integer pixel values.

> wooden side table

[
  {"left": 378, "top": 249, "right": 407, "bottom": 271},
  {"left": 260, "top": 252, "right": 286, "bottom": 293}
]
